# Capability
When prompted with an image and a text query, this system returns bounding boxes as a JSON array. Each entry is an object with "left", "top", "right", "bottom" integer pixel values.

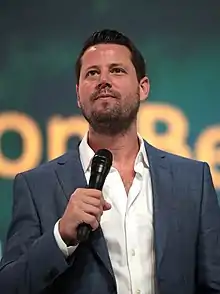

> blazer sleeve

[
  {"left": 197, "top": 163, "right": 220, "bottom": 293},
  {"left": 0, "top": 173, "right": 73, "bottom": 294}
]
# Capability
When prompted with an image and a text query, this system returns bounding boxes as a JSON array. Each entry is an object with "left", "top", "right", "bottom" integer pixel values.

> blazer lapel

[
  {"left": 55, "top": 149, "right": 87, "bottom": 201},
  {"left": 144, "top": 141, "right": 175, "bottom": 273},
  {"left": 54, "top": 148, "right": 116, "bottom": 284},
  {"left": 89, "top": 227, "right": 117, "bottom": 287}
]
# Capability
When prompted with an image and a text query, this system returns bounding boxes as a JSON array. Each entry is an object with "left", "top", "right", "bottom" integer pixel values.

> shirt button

[{"left": 131, "top": 249, "right": 135, "bottom": 256}]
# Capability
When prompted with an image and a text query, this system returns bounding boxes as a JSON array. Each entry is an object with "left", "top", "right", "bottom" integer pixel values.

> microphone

[{"left": 77, "top": 148, "right": 113, "bottom": 242}]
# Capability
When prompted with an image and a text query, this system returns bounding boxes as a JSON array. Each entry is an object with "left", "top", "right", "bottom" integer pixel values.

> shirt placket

[{"left": 125, "top": 170, "right": 143, "bottom": 294}]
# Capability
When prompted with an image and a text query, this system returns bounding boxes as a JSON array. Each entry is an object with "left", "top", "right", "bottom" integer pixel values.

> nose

[{"left": 97, "top": 71, "right": 112, "bottom": 89}]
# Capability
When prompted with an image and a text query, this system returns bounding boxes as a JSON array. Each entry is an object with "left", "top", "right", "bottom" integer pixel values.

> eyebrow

[
  {"left": 109, "top": 63, "right": 126, "bottom": 68},
  {"left": 85, "top": 65, "right": 99, "bottom": 71},
  {"left": 84, "top": 63, "right": 127, "bottom": 71}
]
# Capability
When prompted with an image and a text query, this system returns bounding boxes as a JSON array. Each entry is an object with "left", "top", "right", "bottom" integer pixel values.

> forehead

[{"left": 80, "top": 44, "right": 133, "bottom": 68}]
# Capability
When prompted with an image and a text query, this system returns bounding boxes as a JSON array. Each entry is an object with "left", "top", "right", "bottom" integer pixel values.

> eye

[
  {"left": 86, "top": 69, "right": 99, "bottom": 77},
  {"left": 111, "top": 67, "right": 126, "bottom": 74}
]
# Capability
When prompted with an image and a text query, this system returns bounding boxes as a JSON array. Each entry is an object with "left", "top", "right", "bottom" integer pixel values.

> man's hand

[{"left": 59, "top": 188, "right": 111, "bottom": 245}]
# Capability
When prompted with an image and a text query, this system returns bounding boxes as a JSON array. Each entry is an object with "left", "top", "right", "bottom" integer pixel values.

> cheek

[
  {"left": 114, "top": 75, "right": 137, "bottom": 90},
  {"left": 78, "top": 82, "right": 94, "bottom": 100},
  {"left": 116, "top": 82, "right": 138, "bottom": 98}
]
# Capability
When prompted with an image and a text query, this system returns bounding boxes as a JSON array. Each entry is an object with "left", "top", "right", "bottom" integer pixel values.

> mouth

[{"left": 95, "top": 94, "right": 116, "bottom": 100}]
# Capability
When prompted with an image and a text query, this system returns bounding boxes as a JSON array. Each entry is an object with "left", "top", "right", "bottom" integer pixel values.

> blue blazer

[{"left": 0, "top": 141, "right": 220, "bottom": 294}]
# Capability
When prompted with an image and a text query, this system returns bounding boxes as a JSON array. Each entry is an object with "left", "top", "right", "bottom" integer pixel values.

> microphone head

[
  {"left": 89, "top": 149, "right": 113, "bottom": 190},
  {"left": 93, "top": 148, "right": 113, "bottom": 165}
]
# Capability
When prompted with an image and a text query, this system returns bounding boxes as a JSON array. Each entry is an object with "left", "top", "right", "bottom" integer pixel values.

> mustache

[{"left": 90, "top": 88, "right": 121, "bottom": 101}]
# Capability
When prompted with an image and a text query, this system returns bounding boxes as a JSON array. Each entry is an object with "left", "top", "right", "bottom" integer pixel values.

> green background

[{"left": 0, "top": 0, "right": 220, "bottom": 256}]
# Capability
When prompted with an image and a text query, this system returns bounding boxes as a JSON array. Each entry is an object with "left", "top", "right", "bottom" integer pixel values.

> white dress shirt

[{"left": 54, "top": 133, "right": 155, "bottom": 294}]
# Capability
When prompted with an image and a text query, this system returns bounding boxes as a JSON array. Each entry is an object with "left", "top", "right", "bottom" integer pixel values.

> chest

[
  {"left": 103, "top": 166, "right": 152, "bottom": 216},
  {"left": 119, "top": 169, "right": 135, "bottom": 195}
]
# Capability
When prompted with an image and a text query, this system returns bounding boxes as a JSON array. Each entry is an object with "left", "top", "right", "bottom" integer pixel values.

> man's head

[{"left": 75, "top": 29, "right": 150, "bottom": 135}]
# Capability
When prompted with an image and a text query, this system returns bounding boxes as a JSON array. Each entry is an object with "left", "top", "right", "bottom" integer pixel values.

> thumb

[{"left": 103, "top": 200, "right": 111, "bottom": 211}]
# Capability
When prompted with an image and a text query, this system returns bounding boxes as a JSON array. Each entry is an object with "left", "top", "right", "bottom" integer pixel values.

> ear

[
  {"left": 76, "top": 84, "right": 81, "bottom": 108},
  {"left": 139, "top": 76, "right": 150, "bottom": 102}
]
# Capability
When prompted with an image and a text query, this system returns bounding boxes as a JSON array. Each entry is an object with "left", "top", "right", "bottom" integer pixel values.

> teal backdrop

[{"left": 0, "top": 0, "right": 220, "bottom": 256}]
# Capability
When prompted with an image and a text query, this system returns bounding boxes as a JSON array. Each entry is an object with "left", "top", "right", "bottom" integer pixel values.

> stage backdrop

[{"left": 0, "top": 0, "right": 220, "bottom": 256}]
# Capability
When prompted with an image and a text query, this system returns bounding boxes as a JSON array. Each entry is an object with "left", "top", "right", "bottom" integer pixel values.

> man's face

[{"left": 76, "top": 43, "right": 149, "bottom": 135}]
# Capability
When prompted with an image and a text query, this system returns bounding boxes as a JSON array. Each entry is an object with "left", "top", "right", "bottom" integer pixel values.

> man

[{"left": 0, "top": 29, "right": 220, "bottom": 294}]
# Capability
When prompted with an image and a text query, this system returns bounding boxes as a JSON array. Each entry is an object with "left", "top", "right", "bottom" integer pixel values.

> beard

[{"left": 80, "top": 90, "right": 140, "bottom": 136}]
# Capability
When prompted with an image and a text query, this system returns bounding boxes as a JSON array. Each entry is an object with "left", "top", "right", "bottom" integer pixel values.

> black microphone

[{"left": 77, "top": 148, "right": 113, "bottom": 242}]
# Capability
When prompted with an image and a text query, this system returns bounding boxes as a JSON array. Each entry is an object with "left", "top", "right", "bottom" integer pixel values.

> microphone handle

[{"left": 77, "top": 223, "right": 92, "bottom": 242}]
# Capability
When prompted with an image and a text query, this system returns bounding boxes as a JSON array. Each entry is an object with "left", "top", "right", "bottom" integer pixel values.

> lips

[
  {"left": 96, "top": 94, "right": 115, "bottom": 99},
  {"left": 95, "top": 94, "right": 116, "bottom": 100}
]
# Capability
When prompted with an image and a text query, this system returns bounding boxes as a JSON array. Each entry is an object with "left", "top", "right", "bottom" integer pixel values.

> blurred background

[{"left": 0, "top": 0, "right": 220, "bottom": 256}]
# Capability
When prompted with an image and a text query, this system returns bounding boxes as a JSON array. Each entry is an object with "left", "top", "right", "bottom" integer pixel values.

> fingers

[
  {"left": 59, "top": 188, "right": 111, "bottom": 244},
  {"left": 80, "top": 203, "right": 103, "bottom": 218},
  {"left": 103, "top": 200, "right": 111, "bottom": 211},
  {"left": 82, "top": 195, "right": 103, "bottom": 207},
  {"left": 81, "top": 212, "right": 99, "bottom": 231}
]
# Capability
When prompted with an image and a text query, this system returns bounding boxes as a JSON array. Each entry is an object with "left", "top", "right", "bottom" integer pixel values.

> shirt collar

[
  {"left": 79, "top": 132, "right": 149, "bottom": 173},
  {"left": 135, "top": 134, "right": 149, "bottom": 171},
  {"left": 79, "top": 132, "right": 95, "bottom": 173}
]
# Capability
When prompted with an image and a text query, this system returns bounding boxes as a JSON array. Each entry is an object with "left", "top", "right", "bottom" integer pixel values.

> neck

[{"left": 87, "top": 124, "right": 140, "bottom": 165}]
